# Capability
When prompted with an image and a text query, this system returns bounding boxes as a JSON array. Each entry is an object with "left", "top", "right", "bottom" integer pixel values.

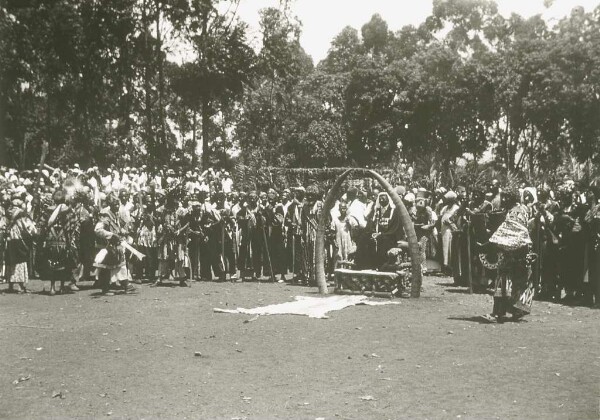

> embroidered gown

[
  {"left": 94, "top": 208, "right": 131, "bottom": 284},
  {"left": 42, "top": 204, "right": 78, "bottom": 281},
  {"left": 5, "top": 210, "right": 37, "bottom": 286},
  {"left": 492, "top": 204, "right": 535, "bottom": 317}
]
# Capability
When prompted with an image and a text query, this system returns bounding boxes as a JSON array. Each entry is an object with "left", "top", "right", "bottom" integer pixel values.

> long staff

[
  {"left": 232, "top": 219, "right": 239, "bottom": 269},
  {"left": 221, "top": 219, "right": 227, "bottom": 273},
  {"left": 262, "top": 226, "right": 275, "bottom": 283},
  {"left": 535, "top": 212, "right": 543, "bottom": 293},
  {"left": 30, "top": 141, "right": 48, "bottom": 277},
  {"left": 292, "top": 206, "right": 298, "bottom": 281},
  {"left": 466, "top": 218, "right": 473, "bottom": 294},
  {"left": 291, "top": 228, "right": 296, "bottom": 282},
  {"left": 374, "top": 208, "right": 380, "bottom": 254},
  {"left": 33, "top": 141, "right": 49, "bottom": 224}
]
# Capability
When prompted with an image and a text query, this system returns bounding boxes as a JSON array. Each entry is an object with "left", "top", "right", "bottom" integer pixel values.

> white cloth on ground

[{"left": 214, "top": 295, "right": 399, "bottom": 319}]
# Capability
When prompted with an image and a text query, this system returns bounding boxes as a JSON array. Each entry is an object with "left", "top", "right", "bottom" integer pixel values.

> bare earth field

[{"left": 1, "top": 276, "right": 599, "bottom": 420}]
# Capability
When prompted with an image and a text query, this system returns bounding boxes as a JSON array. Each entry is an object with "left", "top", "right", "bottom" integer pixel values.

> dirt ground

[{"left": 0, "top": 275, "right": 599, "bottom": 420}]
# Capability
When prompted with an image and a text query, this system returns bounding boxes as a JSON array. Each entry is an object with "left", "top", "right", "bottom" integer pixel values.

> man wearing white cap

[
  {"left": 403, "top": 192, "right": 416, "bottom": 220},
  {"left": 111, "top": 169, "right": 122, "bottom": 191},
  {"left": 221, "top": 171, "right": 233, "bottom": 194}
]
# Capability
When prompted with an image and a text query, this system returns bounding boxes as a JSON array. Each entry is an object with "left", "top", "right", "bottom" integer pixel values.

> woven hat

[
  {"left": 416, "top": 189, "right": 431, "bottom": 200},
  {"left": 394, "top": 186, "right": 406, "bottom": 196},
  {"left": 444, "top": 191, "right": 457, "bottom": 200}
]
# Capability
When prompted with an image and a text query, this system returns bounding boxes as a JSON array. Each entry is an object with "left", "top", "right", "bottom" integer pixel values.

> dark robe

[
  {"left": 285, "top": 200, "right": 307, "bottom": 280},
  {"left": 266, "top": 203, "right": 286, "bottom": 276},
  {"left": 358, "top": 205, "right": 401, "bottom": 270}
]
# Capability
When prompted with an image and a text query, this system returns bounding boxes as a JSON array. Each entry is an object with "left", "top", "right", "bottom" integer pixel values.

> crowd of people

[
  {"left": 433, "top": 180, "right": 600, "bottom": 312},
  {"left": 1, "top": 164, "right": 599, "bottom": 319}
]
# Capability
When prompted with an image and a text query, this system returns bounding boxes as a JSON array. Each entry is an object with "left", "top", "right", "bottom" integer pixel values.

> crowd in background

[
  {"left": 435, "top": 180, "right": 600, "bottom": 310},
  {"left": 1, "top": 165, "right": 599, "bottom": 313}
]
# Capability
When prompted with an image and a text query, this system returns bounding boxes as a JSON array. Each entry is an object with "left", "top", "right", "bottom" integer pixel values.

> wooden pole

[
  {"left": 32, "top": 141, "right": 49, "bottom": 223},
  {"left": 466, "top": 219, "right": 473, "bottom": 294},
  {"left": 221, "top": 218, "right": 226, "bottom": 274},
  {"left": 262, "top": 226, "right": 275, "bottom": 283}
]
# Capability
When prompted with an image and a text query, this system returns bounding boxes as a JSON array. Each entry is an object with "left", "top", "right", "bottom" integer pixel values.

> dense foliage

[{"left": 1, "top": 0, "right": 599, "bottom": 181}]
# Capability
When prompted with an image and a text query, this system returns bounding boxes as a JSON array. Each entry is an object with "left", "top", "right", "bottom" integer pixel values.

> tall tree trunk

[
  {"left": 0, "top": 73, "right": 6, "bottom": 166},
  {"left": 201, "top": 96, "right": 210, "bottom": 169},
  {"left": 142, "top": 0, "right": 154, "bottom": 170},
  {"left": 156, "top": 0, "right": 166, "bottom": 156},
  {"left": 191, "top": 109, "right": 197, "bottom": 165},
  {"left": 126, "top": 57, "right": 135, "bottom": 166},
  {"left": 528, "top": 125, "right": 536, "bottom": 178},
  {"left": 122, "top": 24, "right": 134, "bottom": 166},
  {"left": 199, "top": 1, "right": 210, "bottom": 169},
  {"left": 44, "top": 90, "right": 51, "bottom": 170}
]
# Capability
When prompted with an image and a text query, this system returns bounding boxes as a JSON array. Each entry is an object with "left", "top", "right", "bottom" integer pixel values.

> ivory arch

[{"left": 314, "top": 168, "right": 423, "bottom": 297}]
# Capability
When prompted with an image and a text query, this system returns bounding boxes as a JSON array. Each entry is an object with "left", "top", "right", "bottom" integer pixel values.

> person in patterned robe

[
  {"left": 71, "top": 190, "right": 95, "bottom": 286},
  {"left": 5, "top": 201, "right": 37, "bottom": 293},
  {"left": 482, "top": 190, "right": 534, "bottom": 322},
  {"left": 41, "top": 190, "right": 78, "bottom": 295},
  {"left": 137, "top": 202, "right": 158, "bottom": 283},
  {"left": 155, "top": 198, "right": 190, "bottom": 287},
  {"left": 94, "top": 195, "right": 135, "bottom": 296},
  {"left": 583, "top": 187, "right": 600, "bottom": 307},
  {"left": 304, "top": 186, "right": 323, "bottom": 286},
  {"left": 0, "top": 201, "right": 7, "bottom": 281}
]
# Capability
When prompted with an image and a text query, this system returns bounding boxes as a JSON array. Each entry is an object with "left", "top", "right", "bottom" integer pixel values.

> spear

[
  {"left": 291, "top": 224, "right": 296, "bottom": 282},
  {"left": 262, "top": 225, "right": 275, "bottom": 283},
  {"left": 32, "top": 141, "right": 49, "bottom": 224},
  {"left": 466, "top": 218, "right": 473, "bottom": 294},
  {"left": 29, "top": 141, "right": 49, "bottom": 279},
  {"left": 221, "top": 216, "right": 226, "bottom": 274}
]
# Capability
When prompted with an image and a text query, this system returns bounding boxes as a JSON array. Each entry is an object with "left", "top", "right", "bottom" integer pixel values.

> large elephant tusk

[{"left": 315, "top": 168, "right": 423, "bottom": 297}]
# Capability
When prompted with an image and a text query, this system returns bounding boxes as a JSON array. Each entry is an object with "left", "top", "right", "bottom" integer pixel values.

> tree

[
  {"left": 429, "top": 0, "right": 499, "bottom": 53},
  {"left": 235, "top": 6, "right": 313, "bottom": 167},
  {"left": 3, "top": 0, "right": 598, "bottom": 182},
  {"left": 286, "top": 71, "right": 348, "bottom": 166},
  {"left": 0, "top": 0, "right": 151, "bottom": 168},
  {"left": 172, "top": 0, "right": 254, "bottom": 168},
  {"left": 553, "top": 5, "right": 600, "bottom": 175},
  {"left": 344, "top": 57, "right": 402, "bottom": 165},
  {"left": 361, "top": 13, "right": 389, "bottom": 56},
  {"left": 320, "top": 26, "right": 363, "bottom": 74}
]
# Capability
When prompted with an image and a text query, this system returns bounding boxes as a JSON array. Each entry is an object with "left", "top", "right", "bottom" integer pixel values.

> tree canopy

[{"left": 1, "top": 0, "right": 599, "bottom": 182}]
